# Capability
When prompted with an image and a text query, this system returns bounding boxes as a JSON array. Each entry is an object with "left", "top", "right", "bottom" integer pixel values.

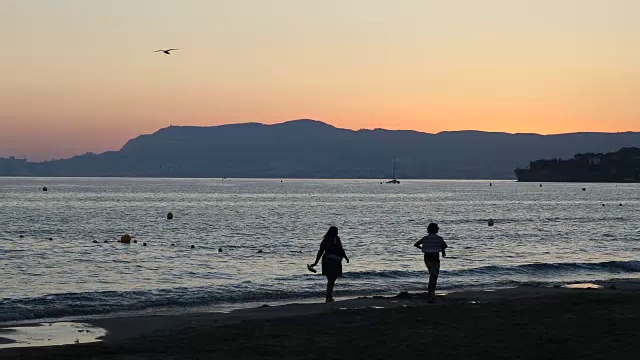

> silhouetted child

[{"left": 414, "top": 223, "right": 447, "bottom": 303}]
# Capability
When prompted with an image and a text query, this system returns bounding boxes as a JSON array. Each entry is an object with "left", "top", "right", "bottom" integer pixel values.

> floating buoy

[
  {"left": 582, "top": 188, "right": 586, "bottom": 191},
  {"left": 540, "top": 184, "right": 542, "bottom": 187},
  {"left": 257, "top": 249, "right": 263, "bottom": 254},
  {"left": 48, "top": 237, "right": 53, "bottom": 241},
  {"left": 171, "top": 243, "right": 175, "bottom": 247},
  {"left": 602, "top": 204, "right": 605, "bottom": 207},
  {"left": 489, "top": 183, "right": 492, "bottom": 187},
  {"left": 167, "top": 212, "right": 173, "bottom": 220},
  {"left": 43, "top": 187, "right": 48, "bottom": 192},
  {"left": 92, "top": 240, "right": 98, "bottom": 243},
  {"left": 488, "top": 219, "right": 495, "bottom": 226},
  {"left": 120, "top": 234, "right": 132, "bottom": 244},
  {"left": 103, "top": 240, "right": 109, "bottom": 243},
  {"left": 133, "top": 240, "right": 137, "bottom": 244},
  {"left": 143, "top": 242, "right": 147, "bottom": 246},
  {"left": 620, "top": 203, "right": 623, "bottom": 206},
  {"left": 19, "top": 234, "right": 24, "bottom": 238},
  {"left": 191, "top": 245, "right": 195, "bottom": 249}
]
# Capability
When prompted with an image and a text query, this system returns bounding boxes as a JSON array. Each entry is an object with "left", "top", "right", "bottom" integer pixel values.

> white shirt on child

[{"left": 420, "top": 233, "right": 447, "bottom": 253}]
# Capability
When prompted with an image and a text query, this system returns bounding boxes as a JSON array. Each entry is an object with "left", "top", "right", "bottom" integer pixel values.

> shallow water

[
  {"left": 0, "top": 178, "right": 638, "bottom": 322},
  {"left": 0, "top": 322, "right": 106, "bottom": 349}
]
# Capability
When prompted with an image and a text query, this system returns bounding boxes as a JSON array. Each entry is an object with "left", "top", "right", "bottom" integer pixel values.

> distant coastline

[
  {"left": 2, "top": 119, "right": 639, "bottom": 179},
  {"left": 515, "top": 147, "right": 640, "bottom": 183}
]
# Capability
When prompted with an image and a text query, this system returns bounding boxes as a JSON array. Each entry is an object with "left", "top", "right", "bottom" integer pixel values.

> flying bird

[{"left": 154, "top": 48, "right": 180, "bottom": 55}]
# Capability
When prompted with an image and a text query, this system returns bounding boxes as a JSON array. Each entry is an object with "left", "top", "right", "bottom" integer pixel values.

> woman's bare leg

[{"left": 326, "top": 275, "right": 337, "bottom": 302}]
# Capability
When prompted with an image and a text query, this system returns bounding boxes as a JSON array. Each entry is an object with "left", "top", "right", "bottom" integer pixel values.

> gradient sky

[{"left": 2, "top": 0, "right": 640, "bottom": 160}]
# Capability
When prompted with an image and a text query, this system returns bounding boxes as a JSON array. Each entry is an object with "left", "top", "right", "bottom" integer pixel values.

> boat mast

[{"left": 392, "top": 157, "right": 396, "bottom": 180}]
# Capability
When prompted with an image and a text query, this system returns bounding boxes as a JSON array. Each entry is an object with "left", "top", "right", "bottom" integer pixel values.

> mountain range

[{"left": 1, "top": 119, "right": 639, "bottom": 179}]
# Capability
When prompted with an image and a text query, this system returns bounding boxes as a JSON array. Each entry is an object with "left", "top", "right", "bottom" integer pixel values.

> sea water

[{"left": 0, "top": 178, "right": 638, "bottom": 323}]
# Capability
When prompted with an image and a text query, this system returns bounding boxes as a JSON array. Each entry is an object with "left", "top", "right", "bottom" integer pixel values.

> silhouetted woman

[{"left": 309, "top": 226, "right": 349, "bottom": 302}]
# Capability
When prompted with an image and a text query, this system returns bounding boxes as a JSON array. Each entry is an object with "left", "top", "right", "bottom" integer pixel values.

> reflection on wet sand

[
  {"left": 0, "top": 322, "right": 106, "bottom": 349},
  {"left": 564, "top": 283, "right": 603, "bottom": 289}
]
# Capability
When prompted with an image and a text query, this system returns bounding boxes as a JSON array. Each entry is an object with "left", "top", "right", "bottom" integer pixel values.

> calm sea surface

[{"left": 1, "top": 178, "right": 638, "bottom": 322}]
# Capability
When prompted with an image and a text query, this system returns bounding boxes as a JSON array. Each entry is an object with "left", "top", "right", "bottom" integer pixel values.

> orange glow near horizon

[{"left": 2, "top": 0, "right": 640, "bottom": 160}]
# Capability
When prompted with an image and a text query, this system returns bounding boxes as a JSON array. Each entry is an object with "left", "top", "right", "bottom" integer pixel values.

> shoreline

[
  {"left": 91, "top": 279, "right": 639, "bottom": 341},
  {"left": 4, "top": 274, "right": 638, "bottom": 329},
  {"left": 1, "top": 279, "right": 639, "bottom": 359}
]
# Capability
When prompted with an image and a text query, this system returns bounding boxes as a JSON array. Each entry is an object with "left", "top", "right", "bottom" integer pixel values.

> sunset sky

[{"left": 2, "top": 0, "right": 640, "bottom": 160}]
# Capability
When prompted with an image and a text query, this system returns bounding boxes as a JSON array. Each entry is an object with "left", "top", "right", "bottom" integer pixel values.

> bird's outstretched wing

[
  {"left": 153, "top": 50, "right": 165, "bottom": 52},
  {"left": 166, "top": 48, "right": 180, "bottom": 51}
]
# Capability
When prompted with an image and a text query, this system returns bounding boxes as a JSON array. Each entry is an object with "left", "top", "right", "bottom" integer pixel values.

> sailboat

[{"left": 386, "top": 157, "right": 400, "bottom": 184}]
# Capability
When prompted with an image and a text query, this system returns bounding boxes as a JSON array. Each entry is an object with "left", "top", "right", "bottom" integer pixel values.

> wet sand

[{"left": 1, "top": 281, "right": 639, "bottom": 359}]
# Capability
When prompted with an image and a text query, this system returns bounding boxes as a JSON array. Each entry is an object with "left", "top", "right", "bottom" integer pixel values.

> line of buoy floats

[
  {"left": 111, "top": 213, "right": 204, "bottom": 249},
  {"left": 36, "top": 187, "right": 247, "bottom": 251},
  {"left": 31, "top": 184, "right": 626, "bottom": 242},
  {"left": 112, "top": 213, "right": 229, "bottom": 250},
  {"left": 16, "top": 207, "right": 221, "bottom": 250},
  {"left": 482, "top": 183, "right": 625, "bottom": 226}
]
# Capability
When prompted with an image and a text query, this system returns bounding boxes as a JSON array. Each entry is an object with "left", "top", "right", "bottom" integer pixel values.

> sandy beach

[{"left": 1, "top": 281, "right": 639, "bottom": 359}]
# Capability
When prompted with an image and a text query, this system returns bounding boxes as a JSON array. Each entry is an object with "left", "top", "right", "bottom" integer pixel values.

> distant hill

[{"left": 1, "top": 119, "right": 639, "bottom": 179}]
